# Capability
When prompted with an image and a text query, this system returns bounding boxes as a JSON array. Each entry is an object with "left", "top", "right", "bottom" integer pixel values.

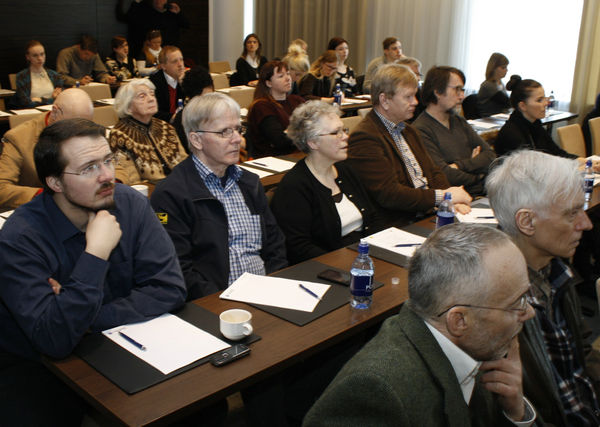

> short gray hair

[
  {"left": 113, "top": 79, "right": 156, "bottom": 119},
  {"left": 408, "top": 223, "right": 513, "bottom": 320},
  {"left": 182, "top": 92, "right": 240, "bottom": 149},
  {"left": 486, "top": 150, "right": 582, "bottom": 237},
  {"left": 287, "top": 100, "right": 341, "bottom": 153}
]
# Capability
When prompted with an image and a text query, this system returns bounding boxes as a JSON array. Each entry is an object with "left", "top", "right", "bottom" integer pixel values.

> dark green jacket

[{"left": 303, "top": 305, "right": 515, "bottom": 427}]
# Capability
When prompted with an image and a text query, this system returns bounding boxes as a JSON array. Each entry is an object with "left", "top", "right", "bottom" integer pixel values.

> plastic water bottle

[
  {"left": 584, "top": 159, "right": 594, "bottom": 210},
  {"left": 350, "top": 239, "right": 374, "bottom": 309},
  {"left": 436, "top": 192, "right": 455, "bottom": 228},
  {"left": 333, "top": 83, "right": 342, "bottom": 106},
  {"left": 75, "top": 81, "right": 80, "bottom": 88},
  {"left": 175, "top": 98, "right": 184, "bottom": 114}
]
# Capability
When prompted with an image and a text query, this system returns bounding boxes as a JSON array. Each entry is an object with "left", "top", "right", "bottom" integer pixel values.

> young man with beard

[{"left": 0, "top": 118, "right": 186, "bottom": 426}]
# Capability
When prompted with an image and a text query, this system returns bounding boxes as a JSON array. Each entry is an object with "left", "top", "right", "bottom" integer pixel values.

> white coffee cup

[
  {"left": 219, "top": 309, "right": 253, "bottom": 341},
  {"left": 132, "top": 184, "right": 149, "bottom": 197}
]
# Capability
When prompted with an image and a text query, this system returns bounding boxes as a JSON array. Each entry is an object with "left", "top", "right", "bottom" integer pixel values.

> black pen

[
  {"left": 119, "top": 330, "right": 147, "bottom": 351},
  {"left": 394, "top": 243, "right": 422, "bottom": 247},
  {"left": 475, "top": 216, "right": 496, "bottom": 219},
  {"left": 299, "top": 283, "right": 321, "bottom": 300},
  {"left": 251, "top": 161, "right": 268, "bottom": 167}
]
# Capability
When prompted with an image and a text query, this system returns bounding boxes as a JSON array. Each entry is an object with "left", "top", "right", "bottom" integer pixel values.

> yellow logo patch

[{"left": 156, "top": 213, "right": 168, "bottom": 224}]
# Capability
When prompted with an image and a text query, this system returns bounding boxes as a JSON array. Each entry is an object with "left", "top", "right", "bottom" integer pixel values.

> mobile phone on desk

[
  {"left": 317, "top": 269, "right": 351, "bottom": 286},
  {"left": 210, "top": 344, "right": 251, "bottom": 367}
]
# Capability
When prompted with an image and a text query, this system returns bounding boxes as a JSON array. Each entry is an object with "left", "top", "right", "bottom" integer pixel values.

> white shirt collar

[
  {"left": 425, "top": 321, "right": 482, "bottom": 404},
  {"left": 163, "top": 70, "right": 178, "bottom": 89}
]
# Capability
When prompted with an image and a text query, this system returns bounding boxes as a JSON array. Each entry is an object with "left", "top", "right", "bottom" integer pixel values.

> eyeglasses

[
  {"left": 436, "top": 292, "right": 529, "bottom": 318},
  {"left": 194, "top": 125, "right": 246, "bottom": 139},
  {"left": 63, "top": 155, "right": 118, "bottom": 178},
  {"left": 447, "top": 85, "right": 465, "bottom": 94},
  {"left": 318, "top": 127, "right": 349, "bottom": 138}
]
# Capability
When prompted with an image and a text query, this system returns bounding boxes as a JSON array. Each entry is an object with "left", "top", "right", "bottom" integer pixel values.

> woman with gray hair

[
  {"left": 270, "top": 100, "right": 380, "bottom": 264},
  {"left": 109, "top": 78, "right": 187, "bottom": 184}
]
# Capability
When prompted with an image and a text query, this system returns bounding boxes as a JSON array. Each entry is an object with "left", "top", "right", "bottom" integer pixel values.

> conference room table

[{"left": 44, "top": 243, "right": 413, "bottom": 426}]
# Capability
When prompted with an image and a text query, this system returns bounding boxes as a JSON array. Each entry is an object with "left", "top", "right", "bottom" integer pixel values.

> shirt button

[
  {"left": 348, "top": 194, "right": 353, "bottom": 198},
  {"left": 360, "top": 208, "right": 365, "bottom": 212}
]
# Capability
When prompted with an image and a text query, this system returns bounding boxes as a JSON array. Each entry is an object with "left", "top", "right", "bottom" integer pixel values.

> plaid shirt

[
  {"left": 374, "top": 109, "right": 443, "bottom": 205},
  {"left": 528, "top": 258, "right": 599, "bottom": 426},
  {"left": 193, "top": 155, "right": 265, "bottom": 285}
]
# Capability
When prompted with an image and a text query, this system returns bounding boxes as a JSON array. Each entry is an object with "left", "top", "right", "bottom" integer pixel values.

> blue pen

[
  {"left": 119, "top": 330, "right": 147, "bottom": 351},
  {"left": 475, "top": 216, "right": 496, "bottom": 219},
  {"left": 299, "top": 283, "right": 321, "bottom": 301},
  {"left": 394, "top": 243, "right": 422, "bottom": 247}
]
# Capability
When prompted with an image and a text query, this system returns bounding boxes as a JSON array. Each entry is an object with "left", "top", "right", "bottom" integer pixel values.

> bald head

[{"left": 49, "top": 88, "right": 94, "bottom": 124}]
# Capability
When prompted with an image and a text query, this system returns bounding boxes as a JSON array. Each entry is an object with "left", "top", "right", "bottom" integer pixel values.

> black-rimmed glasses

[{"left": 194, "top": 125, "right": 246, "bottom": 139}]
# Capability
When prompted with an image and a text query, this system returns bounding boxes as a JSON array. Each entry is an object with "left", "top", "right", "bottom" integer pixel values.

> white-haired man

[{"left": 487, "top": 150, "right": 600, "bottom": 425}]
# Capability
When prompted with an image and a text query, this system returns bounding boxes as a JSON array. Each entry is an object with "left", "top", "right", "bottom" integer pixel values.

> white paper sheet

[
  {"left": 86, "top": 82, "right": 106, "bottom": 86},
  {"left": 96, "top": 98, "right": 115, "bottom": 105},
  {"left": 11, "top": 109, "right": 42, "bottom": 115},
  {"left": 363, "top": 227, "right": 426, "bottom": 257},
  {"left": 0, "top": 111, "right": 11, "bottom": 117},
  {"left": 0, "top": 217, "right": 5, "bottom": 229},
  {"left": 490, "top": 113, "right": 510, "bottom": 120},
  {"left": 354, "top": 94, "right": 371, "bottom": 100},
  {"left": 244, "top": 156, "right": 296, "bottom": 172},
  {"left": 239, "top": 164, "right": 274, "bottom": 178},
  {"left": 0, "top": 210, "right": 14, "bottom": 219},
  {"left": 341, "top": 98, "right": 368, "bottom": 105},
  {"left": 467, "top": 119, "right": 500, "bottom": 130},
  {"left": 220, "top": 272, "right": 330, "bottom": 312},
  {"left": 103, "top": 314, "right": 230, "bottom": 375},
  {"left": 456, "top": 208, "right": 498, "bottom": 224},
  {"left": 0, "top": 89, "right": 15, "bottom": 95},
  {"left": 35, "top": 105, "right": 53, "bottom": 111}
]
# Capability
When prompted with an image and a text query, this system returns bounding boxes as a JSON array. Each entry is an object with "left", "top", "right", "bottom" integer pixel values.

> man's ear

[
  {"left": 515, "top": 208, "right": 535, "bottom": 236},
  {"left": 445, "top": 307, "right": 469, "bottom": 338},
  {"left": 46, "top": 176, "right": 63, "bottom": 193},
  {"left": 188, "top": 131, "right": 203, "bottom": 152},
  {"left": 378, "top": 93, "right": 389, "bottom": 110}
]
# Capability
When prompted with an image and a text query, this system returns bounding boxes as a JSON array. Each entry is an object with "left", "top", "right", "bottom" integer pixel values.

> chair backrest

[
  {"left": 462, "top": 94, "right": 480, "bottom": 119},
  {"left": 9, "top": 112, "right": 43, "bottom": 128},
  {"left": 557, "top": 124, "right": 586, "bottom": 157},
  {"left": 341, "top": 115, "right": 363, "bottom": 134},
  {"left": 589, "top": 117, "right": 600, "bottom": 156},
  {"left": 211, "top": 73, "right": 230, "bottom": 90},
  {"left": 220, "top": 86, "right": 255, "bottom": 109},
  {"left": 8, "top": 73, "right": 17, "bottom": 90},
  {"left": 93, "top": 105, "right": 118, "bottom": 127},
  {"left": 209, "top": 61, "right": 231, "bottom": 74},
  {"left": 357, "top": 107, "right": 371, "bottom": 118},
  {"left": 79, "top": 83, "right": 112, "bottom": 101}
]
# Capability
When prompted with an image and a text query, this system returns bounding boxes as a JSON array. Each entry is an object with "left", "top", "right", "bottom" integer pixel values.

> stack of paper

[
  {"left": 243, "top": 157, "right": 296, "bottom": 172},
  {"left": 455, "top": 207, "right": 498, "bottom": 224},
  {"left": 220, "top": 272, "right": 330, "bottom": 312},
  {"left": 239, "top": 165, "right": 274, "bottom": 178},
  {"left": 363, "top": 227, "right": 426, "bottom": 257},
  {"left": 103, "top": 314, "right": 229, "bottom": 375}
]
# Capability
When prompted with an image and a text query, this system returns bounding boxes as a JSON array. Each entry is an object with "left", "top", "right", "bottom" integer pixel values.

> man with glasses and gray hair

[
  {"left": 304, "top": 223, "right": 536, "bottom": 426},
  {"left": 486, "top": 149, "right": 600, "bottom": 426},
  {"left": 0, "top": 118, "right": 186, "bottom": 425},
  {"left": 151, "top": 92, "right": 287, "bottom": 300}
]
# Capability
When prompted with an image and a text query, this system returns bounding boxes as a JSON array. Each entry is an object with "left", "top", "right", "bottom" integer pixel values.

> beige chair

[
  {"left": 341, "top": 115, "right": 363, "bottom": 134},
  {"left": 8, "top": 73, "right": 17, "bottom": 90},
  {"left": 220, "top": 86, "right": 255, "bottom": 109},
  {"left": 9, "top": 112, "right": 43, "bottom": 128},
  {"left": 557, "top": 124, "right": 586, "bottom": 157},
  {"left": 589, "top": 117, "right": 600, "bottom": 156},
  {"left": 93, "top": 105, "right": 118, "bottom": 127},
  {"left": 79, "top": 83, "right": 112, "bottom": 101},
  {"left": 357, "top": 107, "right": 371, "bottom": 118},
  {"left": 211, "top": 73, "right": 230, "bottom": 90},
  {"left": 209, "top": 61, "right": 231, "bottom": 74}
]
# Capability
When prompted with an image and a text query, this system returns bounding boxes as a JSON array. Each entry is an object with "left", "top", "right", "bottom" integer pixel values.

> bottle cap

[{"left": 358, "top": 238, "right": 369, "bottom": 254}]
